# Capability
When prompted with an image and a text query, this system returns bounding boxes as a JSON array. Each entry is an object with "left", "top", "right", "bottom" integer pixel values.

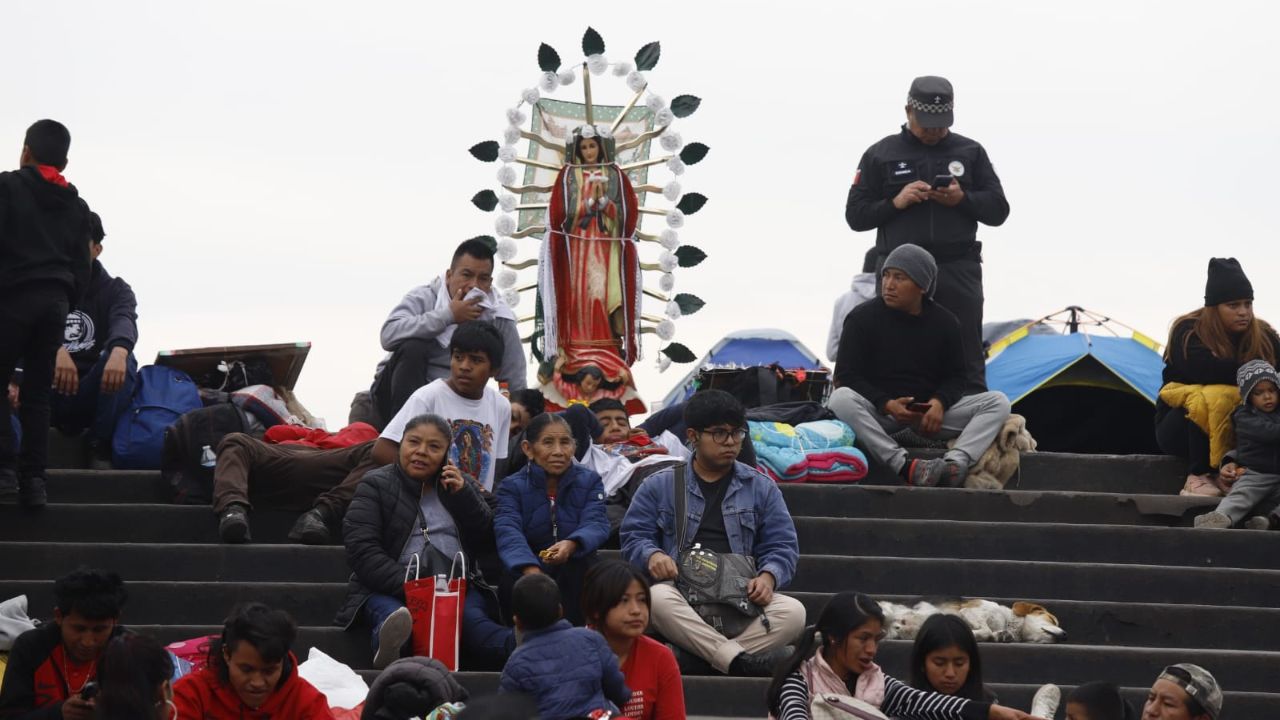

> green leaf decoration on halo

[
  {"left": 469, "top": 141, "right": 500, "bottom": 162},
  {"left": 670, "top": 95, "right": 701, "bottom": 118},
  {"left": 471, "top": 235, "right": 499, "bottom": 254},
  {"left": 674, "top": 245, "right": 707, "bottom": 268},
  {"left": 661, "top": 343, "right": 697, "bottom": 364},
  {"left": 635, "top": 42, "right": 661, "bottom": 71},
  {"left": 676, "top": 193, "right": 707, "bottom": 215},
  {"left": 538, "top": 43, "right": 561, "bottom": 72},
  {"left": 673, "top": 293, "right": 705, "bottom": 315},
  {"left": 471, "top": 190, "right": 499, "bottom": 212},
  {"left": 680, "top": 143, "right": 710, "bottom": 165},
  {"left": 582, "top": 27, "right": 605, "bottom": 56}
]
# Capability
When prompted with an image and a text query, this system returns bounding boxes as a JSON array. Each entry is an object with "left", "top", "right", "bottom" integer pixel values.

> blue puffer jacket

[
  {"left": 495, "top": 461, "right": 611, "bottom": 572},
  {"left": 499, "top": 619, "right": 630, "bottom": 719}
]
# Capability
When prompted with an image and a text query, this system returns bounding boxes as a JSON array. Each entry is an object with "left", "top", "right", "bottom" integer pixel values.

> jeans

[
  {"left": 363, "top": 588, "right": 515, "bottom": 669},
  {"left": 49, "top": 351, "right": 138, "bottom": 445}
]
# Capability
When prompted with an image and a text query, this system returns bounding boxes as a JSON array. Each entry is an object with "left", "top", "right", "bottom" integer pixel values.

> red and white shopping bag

[{"left": 403, "top": 552, "right": 467, "bottom": 671}]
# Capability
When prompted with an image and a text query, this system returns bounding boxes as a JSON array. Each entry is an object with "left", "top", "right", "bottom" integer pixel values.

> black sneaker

[
  {"left": 218, "top": 504, "right": 252, "bottom": 543},
  {"left": 728, "top": 645, "right": 794, "bottom": 677},
  {"left": 906, "top": 458, "right": 948, "bottom": 487},
  {"left": 0, "top": 468, "right": 17, "bottom": 504},
  {"left": 666, "top": 642, "right": 714, "bottom": 675},
  {"left": 18, "top": 476, "right": 48, "bottom": 508},
  {"left": 288, "top": 505, "right": 333, "bottom": 545}
]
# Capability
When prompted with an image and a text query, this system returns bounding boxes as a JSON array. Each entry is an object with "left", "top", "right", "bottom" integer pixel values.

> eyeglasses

[{"left": 698, "top": 427, "right": 748, "bottom": 445}]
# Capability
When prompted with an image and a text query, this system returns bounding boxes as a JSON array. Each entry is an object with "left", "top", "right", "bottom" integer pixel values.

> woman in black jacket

[
  {"left": 334, "top": 413, "right": 514, "bottom": 670},
  {"left": 1156, "top": 258, "right": 1279, "bottom": 494}
]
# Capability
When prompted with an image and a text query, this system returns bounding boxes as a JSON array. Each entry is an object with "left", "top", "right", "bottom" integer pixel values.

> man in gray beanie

[
  {"left": 1194, "top": 358, "right": 1280, "bottom": 530},
  {"left": 828, "top": 243, "right": 1011, "bottom": 487}
]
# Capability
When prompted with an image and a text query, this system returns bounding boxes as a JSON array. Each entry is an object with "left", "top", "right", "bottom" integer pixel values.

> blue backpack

[{"left": 112, "top": 365, "right": 203, "bottom": 469}]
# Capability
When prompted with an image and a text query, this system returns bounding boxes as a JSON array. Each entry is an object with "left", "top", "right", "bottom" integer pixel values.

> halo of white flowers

[
  {"left": 502, "top": 289, "right": 521, "bottom": 308},
  {"left": 586, "top": 54, "right": 609, "bottom": 75},
  {"left": 495, "top": 269, "right": 517, "bottom": 289},
  {"left": 659, "top": 229, "right": 680, "bottom": 250},
  {"left": 495, "top": 215, "right": 516, "bottom": 237},
  {"left": 497, "top": 238, "right": 518, "bottom": 261},
  {"left": 659, "top": 273, "right": 675, "bottom": 292},
  {"left": 499, "top": 193, "right": 518, "bottom": 213},
  {"left": 656, "top": 319, "right": 676, "bottom": 341}
]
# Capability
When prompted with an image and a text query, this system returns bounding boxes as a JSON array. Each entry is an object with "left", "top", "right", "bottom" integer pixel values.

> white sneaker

[
  {"left": 373, "top": 607, "right": 413, "bottom": 669},
  {"left": 1030, "top": 683, "right": 1060, "bottom": 718}
]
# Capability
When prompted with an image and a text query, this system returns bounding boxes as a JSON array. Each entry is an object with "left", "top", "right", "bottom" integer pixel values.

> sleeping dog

[{"left": 879, "top": 598, "right": 1067, "bottom": 644}]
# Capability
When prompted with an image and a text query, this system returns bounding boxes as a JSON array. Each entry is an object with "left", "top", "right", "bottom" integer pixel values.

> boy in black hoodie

[
  {"left": 0, "top": 120, "right": 93, "bottom": 506},
  {"left": 49, "top": 212, "right": 139, "bottom": 462}
]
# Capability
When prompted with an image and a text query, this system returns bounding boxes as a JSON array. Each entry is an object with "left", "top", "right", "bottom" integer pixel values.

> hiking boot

[
  {"left": 1180, "top": 473, "right": 1223, "bottom": 497},
  {"left": 218, "top": 504, "right": 252, "bottom": 544},
  {"left": 288, "top": 505, "right": 334, "bottom": 545},
  {"left": 666, "top": 643, "right": 714, "bottom": 675},
  {"left": 18, "top": 476, "right": 47, "bottom": 508},
  {"left": 906, "top": 458, "right": 948, "bottom": 487},
  {"left": 0, "top": 469, "right": 17, "bottom": 504},
  {"left": 728, "top": 645, "right": 794, "bottom": 678},
  {"left": 1194, "top": 511, "right": 1232, "bottom": 529},
  {"left": 940, "top": 461, "right": 969, "bottom": 488},
  {"left": 1031, "top": 683, "right": 1061, "bottom": 718},
  {"left": 1244, "top": 515, "right": 1275, "bottom": 531},
  {"left": 373, "top": 606, "right": 412, "bottom": 670}
]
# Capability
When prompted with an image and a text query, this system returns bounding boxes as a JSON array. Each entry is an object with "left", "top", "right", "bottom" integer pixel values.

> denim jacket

[{"left": 619, "top": 458, "right": 800, "bottom": 588}]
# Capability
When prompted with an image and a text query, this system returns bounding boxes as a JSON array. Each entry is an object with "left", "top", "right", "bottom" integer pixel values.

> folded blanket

[
  {"left": 1159, "top": 382, "right": 1240, "bottom": 468},
  {"left": 749, "top": 420, "right": 868, "bottom": 484}
]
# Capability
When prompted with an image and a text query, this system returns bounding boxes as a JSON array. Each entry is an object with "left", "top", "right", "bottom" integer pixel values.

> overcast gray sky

[{"left": 7, "top": 0, "right": 1276, "bottom": 424}]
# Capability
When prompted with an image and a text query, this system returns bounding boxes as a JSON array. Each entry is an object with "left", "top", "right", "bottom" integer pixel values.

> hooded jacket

[
  {"left": 63, "top": 260, "right": 138, "bottom": 368},
  {"left": 172, "top": 652, "right": 333, "bottom": 720},
  {"left": 0, "top": 622, "right": 128, "bottom": 720},
  {"left": 334, "top": 463, "right": 504, "bottom": 628},
  {"left": 1226, "top": 405, "right": 1280, "bottom": 475},
  {"left": 361, "top": 657, "right": 468, "bottom": 720},
  {"left": 0, "top": 166, "right": 93, "bottom": 301},
  {"left": 494, "top": 461, "right": 610, "bottom": 572},
  {"left": 846, "top": 126, "right": 1009, "bottom": 262}
]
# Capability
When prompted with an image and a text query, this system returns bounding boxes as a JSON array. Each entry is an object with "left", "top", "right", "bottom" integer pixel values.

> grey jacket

[
  {"left": 1227, "top": 405, "right": 1280, "bottom": 475},
  {"left": 374, "top": 276, "right": 527, "bottom": 390}
]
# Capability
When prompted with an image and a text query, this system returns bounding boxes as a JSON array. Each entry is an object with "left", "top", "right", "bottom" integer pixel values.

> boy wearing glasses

[{"left": 620, "top": 390, "right": 803, "bottom": 678}]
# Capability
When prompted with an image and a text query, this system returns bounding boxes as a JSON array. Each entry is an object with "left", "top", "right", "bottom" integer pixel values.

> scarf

[
  {"left": 37, "top": 165, "right": 68, "bottom": 187},
  {"left": 432, "top": 274, "right": 517, "bottom": 349}
]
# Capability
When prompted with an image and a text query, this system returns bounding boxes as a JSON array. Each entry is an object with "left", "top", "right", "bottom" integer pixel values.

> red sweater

[
  {"left": 618, "top": 635, "right": 685, "bottom": 720},
  {"left": 173, "top": 656, "right": 334, "bottom": 720}
]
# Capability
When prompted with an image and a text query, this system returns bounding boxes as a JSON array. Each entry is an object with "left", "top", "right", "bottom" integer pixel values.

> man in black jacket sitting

[
  {"left": 828, "top": 243, "right": 1010, "bottom": 488},
  {"left": 49, "top": 212, "right": 138, "bottom": 464}
]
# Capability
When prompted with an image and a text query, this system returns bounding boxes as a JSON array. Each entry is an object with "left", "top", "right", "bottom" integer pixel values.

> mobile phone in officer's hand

[
  {"left": 907, "top": 401, "right": 932, "bottom": 413},
  {"left": 80, "top": 682, "right": 99, "bottom": 701},
  {"left": 932, "top": 174, "right": 954, "bottom": 190}
]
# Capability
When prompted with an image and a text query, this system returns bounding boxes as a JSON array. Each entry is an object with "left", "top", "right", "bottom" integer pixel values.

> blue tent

[
  {"left": 661, "top": 329, "right": 825, "bottom": 408},
  {"left": 985, "top": 308, "right": 1164, "bottom": 454}
]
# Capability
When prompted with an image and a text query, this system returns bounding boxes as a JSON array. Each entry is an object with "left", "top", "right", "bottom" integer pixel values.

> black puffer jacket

[
  {"left": 361, "top": 657, "right": 468, "bottom": 720},
  {"left": 334, "top": 463, "right": 503, "bottom": 628}
]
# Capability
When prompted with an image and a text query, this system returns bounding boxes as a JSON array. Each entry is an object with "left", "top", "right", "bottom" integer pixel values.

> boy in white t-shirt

[{"left": 372, "top": 321, "right": 511, "bottom": 491}]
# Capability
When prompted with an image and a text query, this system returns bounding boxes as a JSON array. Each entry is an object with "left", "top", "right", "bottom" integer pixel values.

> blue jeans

[
  {"left": 363, "top": 589, "right": 514, "bottom": 668},
  {"left": 50, "top": 351, "right": 138, "bottom": 445}
]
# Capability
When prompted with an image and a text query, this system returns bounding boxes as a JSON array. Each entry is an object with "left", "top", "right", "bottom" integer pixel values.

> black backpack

[
  {"left": 161, "top": 403, "right": 262, "bottom": 504},
  {"left": 695, "top": 365, "right": 830, "bottom": 410}
]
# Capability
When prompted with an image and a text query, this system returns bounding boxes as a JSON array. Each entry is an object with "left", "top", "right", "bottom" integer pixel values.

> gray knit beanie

[
  {"left": 883, "top": 244, "right": 938, "bottom": 298},
  {"left": 1238, "top": 359, "right": 1279, "bottom": 401}
]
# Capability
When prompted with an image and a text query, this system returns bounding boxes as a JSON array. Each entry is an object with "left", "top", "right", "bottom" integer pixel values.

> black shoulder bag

[{"left": 673, "top": 463, "right": 762, "bottom": 639}]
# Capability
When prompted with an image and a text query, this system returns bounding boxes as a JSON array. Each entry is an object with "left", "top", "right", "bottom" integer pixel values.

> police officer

[{"left": 846, "top": 76, "right": 1009, "bottom": 392}]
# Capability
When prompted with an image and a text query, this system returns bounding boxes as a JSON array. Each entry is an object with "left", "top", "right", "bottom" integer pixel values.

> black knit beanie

[{"left": 1204, "top": 257, "right": 1253, "bottom": 306}]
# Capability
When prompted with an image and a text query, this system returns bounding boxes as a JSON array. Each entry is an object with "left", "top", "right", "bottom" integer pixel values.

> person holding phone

[
  {"left": 829, "top": 244, "right": 1011, "bottom": 488},
  {"left": 845, "top": 76, "right": 1010, "bottom": 395}
]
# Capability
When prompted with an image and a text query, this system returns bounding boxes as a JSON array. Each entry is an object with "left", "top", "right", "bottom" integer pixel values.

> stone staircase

[{"left": 2, "top": 453, "right": 1278, "bottom": 718}]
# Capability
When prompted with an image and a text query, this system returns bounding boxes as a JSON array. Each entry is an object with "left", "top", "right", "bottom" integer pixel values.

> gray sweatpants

[
  {"left": 1215, "top": 471, "right": 1280, "bottom": 523},
  {"left": 827, "top": 387, "right": 1011, "bottom": 474}
]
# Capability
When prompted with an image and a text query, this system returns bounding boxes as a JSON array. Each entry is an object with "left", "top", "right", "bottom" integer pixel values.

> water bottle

[
  {"left": 199, "top": 445, "right": 216, "bottom": 468},
  {"left": 435, "top": 574, "right": 448, "bottom": 592}
]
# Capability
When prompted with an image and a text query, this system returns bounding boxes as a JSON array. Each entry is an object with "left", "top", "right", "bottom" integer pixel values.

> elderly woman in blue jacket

[{"left": 495, "top": 412, "right": 611, "bottom": 625}]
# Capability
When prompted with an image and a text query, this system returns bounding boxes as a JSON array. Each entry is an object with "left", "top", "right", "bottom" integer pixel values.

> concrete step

[
  {"left": 0, "top": 542, "right": 348, "bottom": 582},
  {"left": 795, "top": 517, "right": 1280, "bottom": 570},
  {"left": 10, "top": 581, "right": 1276, "bottom": 652},
  {"left": 12, "top": 507, "right": 1275, "bottom": 571},
  {"left": 786, "top": 593, "right": 1280, "bottom": 652},
  {"left": 780, "top": 483, "right": 1217, "bottom": 526},
  {"left": 790, "top": 554, "right": 1280, "bottom": 607}
]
